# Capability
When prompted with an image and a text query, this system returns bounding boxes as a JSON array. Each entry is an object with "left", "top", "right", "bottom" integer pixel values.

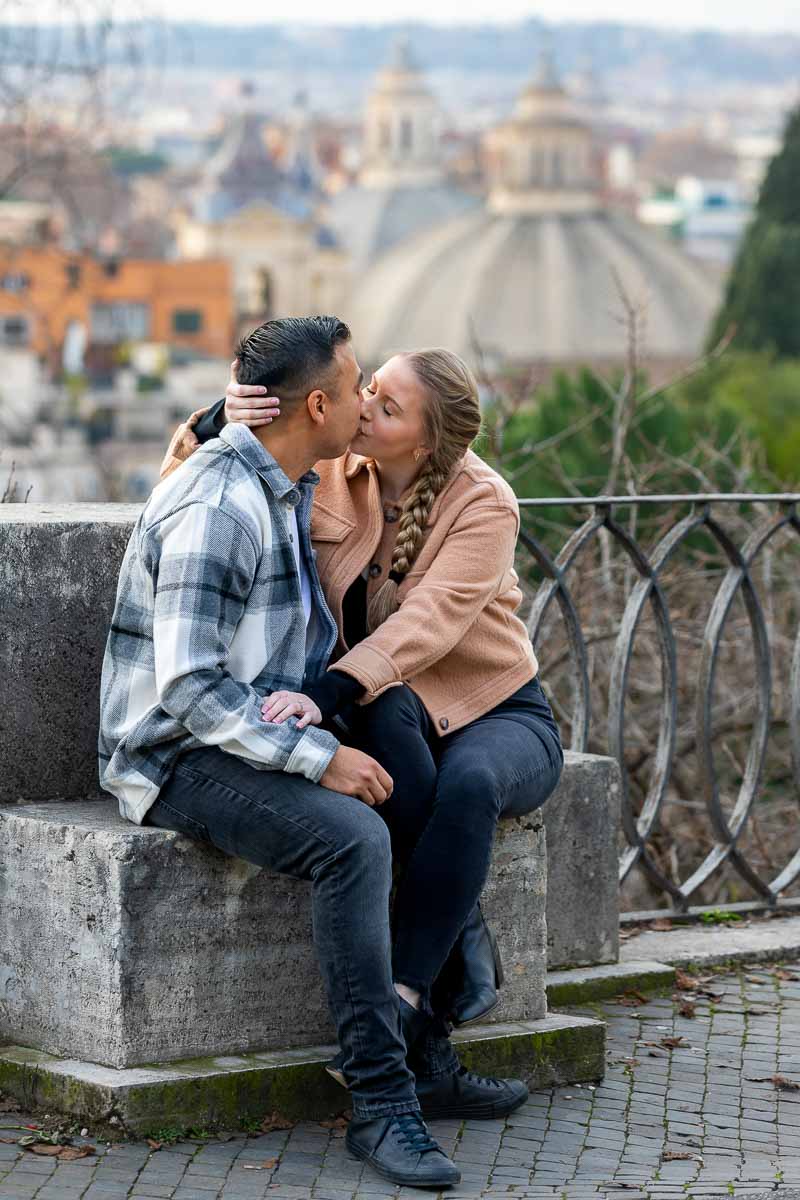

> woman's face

[{"left": 349, "top": 354, "right": 429, "bottom": 466}]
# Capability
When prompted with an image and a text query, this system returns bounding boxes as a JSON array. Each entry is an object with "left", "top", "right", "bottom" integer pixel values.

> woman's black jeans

[{"left": 348, "top": 674, "right": 564, "bottom": 1003}]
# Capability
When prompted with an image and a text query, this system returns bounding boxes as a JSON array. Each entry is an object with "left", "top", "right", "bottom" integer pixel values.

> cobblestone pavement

[{"left": 3, "top": 959, "right": 800, "bottom": 1200}]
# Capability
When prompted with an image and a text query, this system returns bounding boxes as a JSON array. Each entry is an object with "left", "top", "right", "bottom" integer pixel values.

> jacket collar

[
  {"left": 342, "top": 449, "right": 468, "bottom": 526},
  {"left": 220, "top": 423, "right": 319, "bottom": 501}
]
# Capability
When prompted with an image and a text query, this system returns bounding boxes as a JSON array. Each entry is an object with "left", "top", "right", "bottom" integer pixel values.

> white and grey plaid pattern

[{"left": 98, "top": 423, "right": 340, "bottom": 825}]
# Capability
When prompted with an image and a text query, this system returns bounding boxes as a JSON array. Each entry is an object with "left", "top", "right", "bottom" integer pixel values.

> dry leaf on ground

[
  {"left": 659, "top": 1036, "right": 689, "bottom": 1049},
  {"left": 57, "top": 1146, "right": 95, "bottom": 1161},
  {"left": 319, "top": 1111, "right": 351, "bottom": 1137},
  {"left": 260, "top": 1112, "right": 294, "bottom": 1133},
  {"left": 674, "top": 969, "right": 700, "bottom": 991},
  {"left": 747, "top": 1074, "right": 800, "bottom": 1090},
  {"left": 662, "top": 1150, "right": 700, "bottom": 1161},
  {"left": 615, "top": 989, "right": 649, "bottom": 1006},
  {"left": 676, "top": 998, "right": 696, "bottom": 1018},
  {"left": 649, "top": 918, "right": 673, "bottom": 931}
]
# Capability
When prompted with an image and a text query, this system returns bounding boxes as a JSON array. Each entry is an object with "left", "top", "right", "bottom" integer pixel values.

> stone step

[
  {"left": 546, "top": 959, "right": 676, "bottom": 1007},
  {"left": 0, "top": 1012, "right": 606, "bottom": 1135}
]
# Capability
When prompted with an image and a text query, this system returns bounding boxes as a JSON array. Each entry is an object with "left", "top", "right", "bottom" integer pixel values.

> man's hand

[
  {"left": 261, "top": 691, "right": 322, "bottom": 730},
  {"left": 226, "top": 358, "right": 281, "bottom": 428},
  {"left": 320, "top": 745, "right": 394, "bottom": 807}
]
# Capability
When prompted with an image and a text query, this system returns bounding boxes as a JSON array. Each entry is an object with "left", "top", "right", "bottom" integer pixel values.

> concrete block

[
  {"left": 0, "top": 504, "right": 140, "bottom": 804},
  {"left": 543, "top": 750, "right": 622, "bottom": 970},
  {"left": 0, "top": 801, "right": 546, "bottom": 1070},
  {"left": 0, "top": 1013, "right": 605, "bottom": 1133}
]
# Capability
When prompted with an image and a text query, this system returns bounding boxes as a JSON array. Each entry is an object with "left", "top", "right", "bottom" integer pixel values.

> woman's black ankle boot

[{"left": 438, "top": 903, "right": 504, "bottom": 1026}]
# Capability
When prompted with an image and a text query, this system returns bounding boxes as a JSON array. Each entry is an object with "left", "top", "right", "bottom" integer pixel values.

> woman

[{"left": 160, "top": 346, "right": 564, "bottom": 1102}]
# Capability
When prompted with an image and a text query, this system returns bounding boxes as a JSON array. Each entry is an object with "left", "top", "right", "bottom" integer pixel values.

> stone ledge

[
  {"left": 619, "top": 914, "right": 800, "bottom": 970},
  {"left": 0, "top": 1013, "right": 605, "bottom": 1134},
  {"left": 546, "top": 959, "right": 676, "bottom": 1008}
]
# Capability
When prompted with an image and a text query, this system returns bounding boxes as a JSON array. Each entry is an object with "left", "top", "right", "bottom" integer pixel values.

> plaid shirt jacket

[{"left": 99, "top": 423, "right": 340, "bottom": 825}]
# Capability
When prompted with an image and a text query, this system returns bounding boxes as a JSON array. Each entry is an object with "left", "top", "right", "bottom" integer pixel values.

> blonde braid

[
  {"left": 367, "top": 462, "right": 449, "bottom": 631},
  {"left": 366, "top": 348, "right": 482, "bottom": 633}
]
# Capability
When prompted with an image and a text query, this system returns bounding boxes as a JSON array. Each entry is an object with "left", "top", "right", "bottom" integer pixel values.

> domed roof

[
  {"left": 326, "top": 182, "right": 480, "bottom": 269},
  {"left": 342, "top": 206, "right": 721, "bottom": 366},
  {"left": 194, "top": 112, "right": 314, "bottom": 224}
]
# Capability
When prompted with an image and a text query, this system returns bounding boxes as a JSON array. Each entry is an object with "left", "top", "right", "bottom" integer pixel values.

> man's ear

[{"left": 306, "top": 388, "right": 329, "bottom": 426}]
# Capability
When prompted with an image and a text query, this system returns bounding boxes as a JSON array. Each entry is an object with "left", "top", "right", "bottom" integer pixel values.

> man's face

[{"left": 323, "top": 340, "right": 363, "bottom": 457}]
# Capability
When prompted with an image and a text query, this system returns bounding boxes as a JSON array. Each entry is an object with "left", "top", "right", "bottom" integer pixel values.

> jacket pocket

[{"left": 311, "top": 501, "right": 356, "bottom": 543}]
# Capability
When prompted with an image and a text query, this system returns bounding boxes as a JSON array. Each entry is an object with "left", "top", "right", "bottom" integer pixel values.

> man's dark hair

[{"left": 235, "top": 316, "right": 351, "bottom": 409}]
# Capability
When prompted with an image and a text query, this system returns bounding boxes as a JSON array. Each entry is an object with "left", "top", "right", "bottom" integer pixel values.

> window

[
  {"left": 400, "top": 117, "right": 413, "bottom": 151},
  {"left": 172, "top": 308, "right": 203, "bottom": 334},
  {"left": 90, "top": 301, "right": 150, "bottom": 344},
  {"left": 0, "top": 316, "right": 29, "bottom": 346},
  {"left": 0, "top": 273, "right": 30, "bottom": 294}
]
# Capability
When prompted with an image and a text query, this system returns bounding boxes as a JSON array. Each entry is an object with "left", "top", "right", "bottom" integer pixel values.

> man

[{"left": 99, "top": 316, "right": 459, "bottom": 1189}]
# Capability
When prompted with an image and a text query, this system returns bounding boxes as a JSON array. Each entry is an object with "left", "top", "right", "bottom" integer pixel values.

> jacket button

[
  {"left": 368, "top": 563, "right": 382, "bottom": 578},
  {"left": 439, "top": 717, "right": 449, "bottom": 731}
]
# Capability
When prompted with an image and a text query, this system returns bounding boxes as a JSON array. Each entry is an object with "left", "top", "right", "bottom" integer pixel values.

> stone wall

[{"left": 0, "top": 505, "right": 140, "bottom": 804}]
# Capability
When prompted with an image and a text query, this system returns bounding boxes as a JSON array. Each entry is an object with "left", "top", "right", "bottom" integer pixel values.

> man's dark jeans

[{"left": 142, "top": 745, "right": 419, "bottom": 1120}]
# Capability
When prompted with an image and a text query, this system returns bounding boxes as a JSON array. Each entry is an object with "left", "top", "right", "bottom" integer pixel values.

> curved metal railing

[{"left": 517, "top": 493, "right": 800, "bottom": 920}]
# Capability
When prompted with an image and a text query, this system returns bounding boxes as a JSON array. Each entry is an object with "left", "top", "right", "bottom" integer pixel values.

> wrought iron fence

[{"left": 516, "top": 493, "right": 800, "bottom": 922}]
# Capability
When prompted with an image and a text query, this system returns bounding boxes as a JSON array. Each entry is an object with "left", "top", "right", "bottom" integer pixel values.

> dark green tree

[{"left": 708, "top": 105, "right": 800, "bottom": 355}]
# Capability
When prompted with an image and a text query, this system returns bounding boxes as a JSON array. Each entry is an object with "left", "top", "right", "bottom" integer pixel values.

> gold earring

[{"left": 413, "top": 449, "right": 421, "bottom": 462}]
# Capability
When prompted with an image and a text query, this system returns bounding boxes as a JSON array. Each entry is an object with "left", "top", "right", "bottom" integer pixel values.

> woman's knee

[{"left": 435, "top": 761, "right": 505, "bottom": 824}]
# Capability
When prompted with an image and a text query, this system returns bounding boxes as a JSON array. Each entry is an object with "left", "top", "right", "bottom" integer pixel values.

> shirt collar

[{"left": 220, "top": 423, "right": 319, "bottom": 505}]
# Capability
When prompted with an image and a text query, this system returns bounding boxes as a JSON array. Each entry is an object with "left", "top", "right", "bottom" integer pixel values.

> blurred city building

[
  {"left": 342, "top": 50, "right": 721, "bottom": 374},
  {"left": 173, "top": 97, "right": 347, "bottom": 335},
  {"left": 0, "top": 247, "right": 233, "bottom": 376},
  {"left": 324, "top": 38, "right": 480, "bottom": 271}
]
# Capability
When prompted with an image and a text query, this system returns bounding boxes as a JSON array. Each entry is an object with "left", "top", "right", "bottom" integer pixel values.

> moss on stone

[
  {"left": 546, "top": 965, "right": 676, "bottom": 1008},
  {"left": 0, "top": 1019, "right": 606, "bottom": 1134}
]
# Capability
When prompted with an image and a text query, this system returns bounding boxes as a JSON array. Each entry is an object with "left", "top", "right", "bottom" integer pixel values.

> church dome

[
  {"left": 326, "top": 37, "right": 480, "bottom": 268},
  {"left": 343, "top": 51, "right": 720, "bottom": 367},
  {"left": 343, "top": 206, "right": 721, "bottom": 366}
]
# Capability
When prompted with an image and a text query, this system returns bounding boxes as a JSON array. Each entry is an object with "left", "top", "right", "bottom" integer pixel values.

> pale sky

[
  {"left": 25, "top": 0, "right": 800, "bottom": 33},
  {"left": 155, "top": 0, "right": 800, "bottom": 33}
]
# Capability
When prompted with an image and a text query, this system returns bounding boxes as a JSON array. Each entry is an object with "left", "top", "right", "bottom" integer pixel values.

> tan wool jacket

[{"left": 160, "top": 412, "right": 538, "bottom": 736}]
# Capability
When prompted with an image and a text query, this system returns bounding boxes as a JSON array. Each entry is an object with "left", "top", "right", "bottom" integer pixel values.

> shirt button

[
  {"left": 439, "top": 717, "right": 449, "bottom": 731},
  {"left": 368, "top": 563, "right": 382, "bottom": 578}
]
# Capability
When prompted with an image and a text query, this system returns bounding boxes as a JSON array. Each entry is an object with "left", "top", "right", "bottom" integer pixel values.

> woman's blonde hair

[{"left": 367, "top": 348, "right": 482, "bottom": 631}]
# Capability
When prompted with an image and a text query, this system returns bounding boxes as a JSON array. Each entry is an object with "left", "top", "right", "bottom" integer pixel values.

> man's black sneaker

[
  {"left": 346, "top": 1110, "right": 460, "bottom": 1188},
  {"left": 415, "top": 1065, "right": 529, "bottom": 1120}
]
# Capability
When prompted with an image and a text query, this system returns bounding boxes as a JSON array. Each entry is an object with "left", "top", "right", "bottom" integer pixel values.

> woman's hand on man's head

[{"left": 225, "top": 358, "right": 282, "bottom": 428}]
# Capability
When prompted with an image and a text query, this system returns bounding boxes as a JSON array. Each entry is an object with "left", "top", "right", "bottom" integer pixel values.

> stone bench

[
  {"left": 0, "top": 800, "right": 551, "bottom": 1069},
  {"left": 0, "top": 506, "right": 620, "bottom": 1127}
]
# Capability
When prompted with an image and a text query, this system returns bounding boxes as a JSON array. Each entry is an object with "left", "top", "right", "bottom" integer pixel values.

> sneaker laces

[
  {"left": 394, "top": 1112, "right": 439, "bottom": 1155},
  {"left": 458, "top": 1065, "right": 504, "bottom": 1089}
]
